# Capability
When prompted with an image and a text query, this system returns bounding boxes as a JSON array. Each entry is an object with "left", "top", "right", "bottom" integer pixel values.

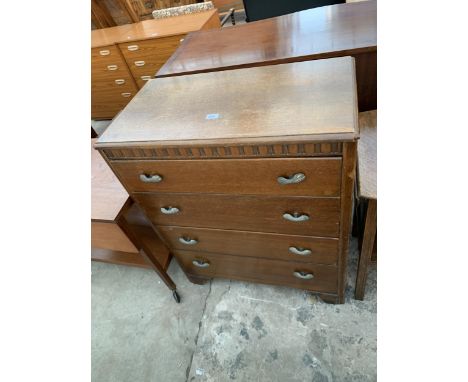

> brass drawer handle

[
  {"left": 115, "top": 79, "right": 125, "bottom": 85},
  {"left": 192, "top": 259, "right": 209, "bottom": 268},
  {"left": 179, "top": 237, "right": 198, "bottom": 245},
  {"left": 277, "top": 173, "right": 306, "bottom": 185},
  {"left": 283, "top": 212, "right": 309, "bottom": 222},
  {"left": 107, "top": 64, "right": 118, "bottom": 71},
  {"left": 139, "top": 174, "right": 162, "bottom": 183},
  {"left": 141, "top": 75, "right": 152, "bottom": 81},
  {"left": 293, "top": 271, "right": 314, "bottom": 280},
  {"left": 289, "top": 247, "right": 312, "bottom": 256},
  {"left": 121, "top": 92, "right": 132, "bottom": 97},
  {"left": 99, "top": 49, "right": 110, "bottom": 56},
  {"left": 135, "top": 60, "right": 145, "bottom": 67},
  {"left": 160, "top": 206, "right": 179, "bottom": 215},
  {"left": 127, "top": 45, "right": 139, "bottom": 51}
]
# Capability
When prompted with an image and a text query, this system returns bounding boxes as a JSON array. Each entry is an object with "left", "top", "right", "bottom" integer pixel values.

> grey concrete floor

[{"left": 92, "top": 237, "right": 376, "bottom": 382}]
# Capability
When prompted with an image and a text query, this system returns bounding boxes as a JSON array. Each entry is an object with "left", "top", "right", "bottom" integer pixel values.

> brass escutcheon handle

[
  {"left": 293, "top": 271, "right": 314, "bottom": 280},
  {"left": 192, "top": 259, "right": 209, "bottom": 268},
  {"left": 277, "top": 173, "right": 305, "bottom": 185},
  {"left": 160, "top": 206, "right": 179, "bottom": 215},
  {"left": 139, "top": 174, "right": 162, "bottom": 183},
  {"left": 283, "top": 212, "right": 309, "bottom": 222},
  {"left": 289, "top": 247, "right": 312, "bottom": 256}
]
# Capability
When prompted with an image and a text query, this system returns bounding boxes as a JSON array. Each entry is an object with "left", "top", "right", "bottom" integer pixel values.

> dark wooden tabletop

[{"left": 157, "top": 0, "right": 376, "bottom": 78}]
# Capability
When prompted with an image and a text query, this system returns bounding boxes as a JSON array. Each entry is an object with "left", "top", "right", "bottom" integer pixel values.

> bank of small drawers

[
  {"left": 92, "top": 35, "right": 186, "bottom": 118},
  {"left": 91, "top": 45, "right": 138, "bottom": 119},
  {"left": 107, "top": 153, "right": 344, "bottom": 296}
]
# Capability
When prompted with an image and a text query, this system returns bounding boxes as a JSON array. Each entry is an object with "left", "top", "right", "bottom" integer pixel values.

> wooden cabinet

[
  {"left": 95, "top": 57, "right": 359, "bottom": 303},
  {"left": 91, "top": 10, "right": 220, "bottom": 119}
]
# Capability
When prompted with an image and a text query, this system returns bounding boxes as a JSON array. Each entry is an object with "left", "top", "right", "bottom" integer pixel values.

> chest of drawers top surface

[
  {"left": 91, "top": 10, "right": 218, "bottom": 48},
  {"left": 96, "top": 57, "right": 358, "bottom": 148}
]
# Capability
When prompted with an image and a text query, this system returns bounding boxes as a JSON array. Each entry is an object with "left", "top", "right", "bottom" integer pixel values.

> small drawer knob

[
  {"left": 289, "top": 247, "right": 312, "bottom": 256},
  {"left": 179, "top": 237, "right": 198, "bottom": 245},
  {"left": 121, "top": 92, "right": 132, "bottom": 97},
  {"left": 99, "top": 49, "right": 110, "bottom": 56},
  {"left": 277, "top": 173, "right": 305, "bottom": 185},
  {"left": 135, "top": 60, "right": 145, "bottom": 67},
  {"left": 107, "top": 64, "right": 118, "bottom": 71},
  {"left": 139, "top": 174, "right": 162, "bottom": 183},
  {"left": 192, "top": 259, "right": 209, "bottom": 268},
  {"left": 127, "top": 45, "right": 139, "bottom": 51},
  {"left": 283, "top": 212, "right": 309, "bottom": 222},
  {"left": 141, "top": 75, "right": 152, "bottom": 81},
  {"left": 160, "top": 206, "right": 179, "bottom": 215},
  {"left": 115, "top": 79, "right": 125, "bottom": 85},
  {"left": 293, "top": 271, "right": 314, "bottom": 280}
]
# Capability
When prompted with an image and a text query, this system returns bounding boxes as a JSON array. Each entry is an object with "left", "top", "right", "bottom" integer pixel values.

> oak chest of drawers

[{"left": 95, "top": 56, "right": 359, "bottom": 304}]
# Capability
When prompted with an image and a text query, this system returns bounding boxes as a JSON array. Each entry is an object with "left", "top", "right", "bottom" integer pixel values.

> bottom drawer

[{"left": 173, "top": 249, "right": 338, "bottom": 294}]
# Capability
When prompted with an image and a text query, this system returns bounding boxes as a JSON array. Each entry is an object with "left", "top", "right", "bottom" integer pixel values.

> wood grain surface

[
  {"left": 174, "top": 249, "right": 338, "bottom": 293},
  {"left": 91, "top": 139, "right": 129, "bottom": 221},
  {"left": 91, "top": 221, "right": 139, "bottom": 252},
  {"left": 159, "top": 226, "right": 339, "bottom": 265},
  {"left": 111, "top": 157, "right": 342, "bottom": 196},
  {"left": 157, "top": 1, "right": 376, "bottom": 75},
  {"left": 97, "top": 57, "right": 358, "bottom": 145},
  {"left": 133, "top": 192, "right": 341, "bottom": 237},
  {"left": 91, "top": 9, "right": 219, "bottom": 48},
  {"left": 357, "top": 110, "right": 377, "bottom": 199}
]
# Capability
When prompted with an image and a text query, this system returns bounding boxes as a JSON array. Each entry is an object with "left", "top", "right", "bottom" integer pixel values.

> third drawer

[
  {"left": 134, "top": 193, "right": 340, "bottom": 237},
  {"left": 157, "top": 226, "right": 339, "bottom": 265}
]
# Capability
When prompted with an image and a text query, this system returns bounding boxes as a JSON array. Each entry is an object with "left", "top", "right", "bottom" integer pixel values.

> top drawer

[
  {"left": 91, "top": 45, "right": 124, "bottom": 66},
  {"left": 110, "top": 157, "right": 342, "bottom": 197}
]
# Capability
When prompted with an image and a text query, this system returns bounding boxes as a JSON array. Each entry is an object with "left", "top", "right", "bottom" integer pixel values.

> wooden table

[
  {"left": 96, "top": 57, "right": 359, "bottom": 304},
  {"left": 157, "top": 0, "right": 376, "bottom": 111},
  {"left": 92, "top": 9, "right": 220, "bottom": 119},
  {"left": 354, "top": 110, "right": 377, "bottom": 300},
  {"left": 91, "top": 139, "right": 181, "bottom": 302}
]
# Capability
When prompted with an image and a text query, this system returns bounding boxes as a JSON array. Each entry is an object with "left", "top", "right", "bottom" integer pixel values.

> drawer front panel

[
  {"left": 112, "top": 158, "right": 342, "bottom": 196},
  {"left": 134, "top": 193, "right": 340, "bottom": 237},
  {"left": 92, "top": 79, "right": 137, "bottom": 94},
  {"left": 119, "top": 35, "right": 184, "bottom": 79},
  {"left": 174, "top": 249, "right": 338, "bottom": 293},
  {"left": 158, "top": 226, "right": 339, "bottom": 265},
  {"left": 91, "top": 45, "right": 123, "bottom": 66},
  {"left": 91, "top": 88, "right": 136, "bottom": 119}
]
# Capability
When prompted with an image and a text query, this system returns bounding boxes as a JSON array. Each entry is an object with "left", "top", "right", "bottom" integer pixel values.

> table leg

[
  {"left": 117, "top": 214, "right": 176, "bottom": 291},
  {"left": 355, "top": 198, "right": 377, "bottom": 300}
]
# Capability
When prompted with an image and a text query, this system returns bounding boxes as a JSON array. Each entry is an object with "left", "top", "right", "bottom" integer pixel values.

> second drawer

[
  {"left": 158, "top": 226, "right": 339, "bottom": 265},
  {"left": 134, "top": 193, "right": 340, "bottom": 237}
]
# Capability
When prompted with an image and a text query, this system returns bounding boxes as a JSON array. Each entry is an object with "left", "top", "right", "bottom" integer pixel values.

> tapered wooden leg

[
  {"left": 117, "top": 213, "right": 177, "bottom": 291},
  {"left": 355, "top": 199, "right": 377, "bottom": 300}
]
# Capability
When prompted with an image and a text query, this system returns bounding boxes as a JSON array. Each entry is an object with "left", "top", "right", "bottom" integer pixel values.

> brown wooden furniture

[
  {"left": 91, "top": 9, "right": 220, "bottom": 120},
  {"left": 91, "top": 139, "right": 181, "bottom": 302},
  {"left": 95, "top": 57, "right": 359, "bottom": 304},
  {"left": 354, "top": 110, "right": 377, "bottom": 300},
  {"left": 156, "top": 0, "right": 376, "bottom": 111}
]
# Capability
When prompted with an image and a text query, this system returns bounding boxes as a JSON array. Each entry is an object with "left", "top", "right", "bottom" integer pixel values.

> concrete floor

[{"left": 92, "top": 237, "right": 376, "bottom": 382}]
